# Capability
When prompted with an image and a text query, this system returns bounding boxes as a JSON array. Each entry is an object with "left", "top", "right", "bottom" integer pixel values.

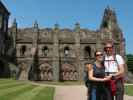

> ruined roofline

[
  {"left": 0, "top": 1, "right": 10, "bottom": 15},
  {"left": 9, "top": 26, "right": 99, "bottom": 33}
]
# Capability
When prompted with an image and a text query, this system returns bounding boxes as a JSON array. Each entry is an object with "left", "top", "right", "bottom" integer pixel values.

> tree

[{"left": 127, "top": 54, "right": 133, "bottom": 73}]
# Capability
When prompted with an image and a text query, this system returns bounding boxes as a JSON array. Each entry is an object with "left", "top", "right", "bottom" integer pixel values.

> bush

[
  {"left": 8, "top": 63, "right": 17, "bottom": 79},
  {"left": 126, "top": 54, "right": 133, "bottom": 74}
]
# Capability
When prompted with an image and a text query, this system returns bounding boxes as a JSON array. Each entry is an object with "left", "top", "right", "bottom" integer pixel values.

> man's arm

[
  {"left": 113, "top": 64, "right": 125, "bottom": 79},
  {"left": 113, "top": 55, "right": 125, "bottom": 79}
]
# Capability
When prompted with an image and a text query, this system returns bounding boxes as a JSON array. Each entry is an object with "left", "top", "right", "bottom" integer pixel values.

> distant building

[
  {"left": 0, "top": 1, "right": 126, "bottom": 81},
  {"left": 0, "top": 1, "right": 11, "bottom": 77}
]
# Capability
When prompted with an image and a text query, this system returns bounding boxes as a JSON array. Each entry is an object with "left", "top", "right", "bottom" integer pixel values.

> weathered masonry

[{"left": 0, "top": 1, "right": 126, "bottom": 81}]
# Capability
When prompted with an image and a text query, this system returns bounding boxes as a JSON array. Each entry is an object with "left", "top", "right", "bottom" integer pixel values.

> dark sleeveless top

[
  {"left": 93, "top": 63, "right": 105, "bottom": 78},
  {"left": 91, "top": 63, "right": 105, "bottom": 86},
  {"left": 90, "top": 64, "right": 108, "bottom": 100}
]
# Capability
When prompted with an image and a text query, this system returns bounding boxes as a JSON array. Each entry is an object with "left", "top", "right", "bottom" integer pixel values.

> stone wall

[{"left": 10, "top": 7, "right": 126, "bottom": 81}]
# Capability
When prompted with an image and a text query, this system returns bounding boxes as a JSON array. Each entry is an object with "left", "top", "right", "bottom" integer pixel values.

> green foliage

[
  {"left": 8, "top": 63, "right": 17, "bottom": 79},
  {"left": 125, "top": 85, "right": 133, "bottom": 96},
  {"left": 126, "top": 54, "right": 133, "bottom": 73}
]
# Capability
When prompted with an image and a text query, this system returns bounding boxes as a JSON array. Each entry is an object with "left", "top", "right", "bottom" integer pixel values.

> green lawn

[
  {"left": 125, "top": 85, "right": 133, "bottom": 96},
  {"left": 0, "top": 79, "right": 55, "bottom": 100}
]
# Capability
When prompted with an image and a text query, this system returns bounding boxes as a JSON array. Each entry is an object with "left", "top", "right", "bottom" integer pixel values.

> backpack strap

[
  {"left": 84, "top": 63, "right": 90, "bottom": 87},
  {"left": 92, "top": 63, "right": 97, "bottom": 71}
]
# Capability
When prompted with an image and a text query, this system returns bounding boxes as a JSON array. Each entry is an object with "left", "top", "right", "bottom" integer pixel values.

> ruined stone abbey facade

[{"left": 0, "top": 1, "right": 126, "bottom": 81}]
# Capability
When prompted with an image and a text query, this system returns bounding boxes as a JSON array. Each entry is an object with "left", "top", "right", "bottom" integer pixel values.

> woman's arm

[{"left": 87, "top": 64, "right": 111, "bottom": 82}]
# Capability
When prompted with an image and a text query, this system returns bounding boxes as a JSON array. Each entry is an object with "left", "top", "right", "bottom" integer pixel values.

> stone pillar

[
  {"left": 28, "top": 20, "right": 39, "bottom": 80},
  {"left": 52, "top": 23, "right": 60, "bottom": 81},
  {"left": 11, "top": 18, "right": 17, "bottom": 48},
  {"left": 74, "top": 22, "right": 82, "bottom": 81},
  {"left": 9, "top": 19, "right": 17, "bottom": 63},
  {"left": 96, "top": 32, "right": 102, "bottom": 51},
  {"left": 33, "top": 20, "right": 39, "bottom": 48}
]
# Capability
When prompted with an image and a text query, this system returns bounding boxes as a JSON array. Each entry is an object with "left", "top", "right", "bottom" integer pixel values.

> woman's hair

[{"left": 94, "top": 50, "right": 103, "bottom": 57}]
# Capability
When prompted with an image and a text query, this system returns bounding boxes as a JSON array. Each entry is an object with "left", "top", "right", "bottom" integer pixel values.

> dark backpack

[
  {"left": 84, "top": 63, "right": 97, "bottom": 87},
  {"left": 84, "top": 68, "right": 90, "bottom": 87}
]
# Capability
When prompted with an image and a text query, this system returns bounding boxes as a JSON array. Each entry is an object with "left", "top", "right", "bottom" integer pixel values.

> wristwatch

[{"left": 111, "top": 75, "right": 116, "bottom": 80}]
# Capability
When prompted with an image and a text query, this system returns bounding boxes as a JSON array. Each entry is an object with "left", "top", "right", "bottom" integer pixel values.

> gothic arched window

[
  {"left": 64, "top": 46, "right": 70, "bottom": 56},
  {"left": 84, "top": 46, "right": 91, "bottom": 58},
  {"left": 20, "top": 45, "right": 27, "bottom": 56},
  {"left": 42, "top": 46, "right": 48, "bottom": 56}
]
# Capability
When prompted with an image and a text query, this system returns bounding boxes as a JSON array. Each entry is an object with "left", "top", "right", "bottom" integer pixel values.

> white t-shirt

[{"left": 104, "top": 54, "right": 124, "bottom": 73}]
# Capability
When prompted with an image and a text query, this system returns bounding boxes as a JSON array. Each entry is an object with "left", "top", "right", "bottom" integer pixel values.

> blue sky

[{"left": 2, "top": 0, "right": 133, "bottom": 54}]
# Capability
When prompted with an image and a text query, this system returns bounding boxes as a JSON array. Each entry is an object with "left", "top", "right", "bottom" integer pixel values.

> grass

[
  {"left": 2, "top": 79, "right": 133, "bottom": 100},
  {"left": 0, "top": 79, "right": 55, "bottom": 100},
  {"left": 125, "top": 85, "right": 133, "bottom": 96}
]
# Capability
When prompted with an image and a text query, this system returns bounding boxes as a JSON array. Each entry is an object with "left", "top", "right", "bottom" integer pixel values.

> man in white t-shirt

[{"left": 104, "top": 42, "right": 125, "bottom": 100}]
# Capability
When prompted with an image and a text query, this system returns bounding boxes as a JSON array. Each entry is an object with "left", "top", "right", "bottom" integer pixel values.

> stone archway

[
  {"left": 61, "top": 63, "right": 78, "bottom": 81},
  {"left": 39, "top": 63, "right": 53, "bottom": 81},
  {"left": 18, "top": 62, "right": 28, "bottom": 80}
]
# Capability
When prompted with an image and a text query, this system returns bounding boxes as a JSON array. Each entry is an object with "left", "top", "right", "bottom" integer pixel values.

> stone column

[
  {"left": 74, "top": 23, "right": 82, "bottom": 81},
  {"left": 11, "top": 18, "right": 17, "bottom": 49},
  {"left": 96, "top": 32, "right": 102, "bottom": 51},
  {"left": 29, "top": 20, "right": 39, "bottom": 80},
  {"left": 52, "top": 24, "right": 60, "bottom": 81}
]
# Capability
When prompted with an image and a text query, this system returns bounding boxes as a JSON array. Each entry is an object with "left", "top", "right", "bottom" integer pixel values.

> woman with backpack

[{"left": 86, "top": 50, "right": 112, "bottom": 100}]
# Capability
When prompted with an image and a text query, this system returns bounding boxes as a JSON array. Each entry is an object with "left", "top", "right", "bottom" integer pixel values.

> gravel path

[
  {"left": 54, "top": 85, "right": 133, "bottom": 100},
  {"left": 54, "top": 85, "right": 87, "bottom": 100},
  {"left": 31, "top": 82, "right": 133, "bottom": 100}
]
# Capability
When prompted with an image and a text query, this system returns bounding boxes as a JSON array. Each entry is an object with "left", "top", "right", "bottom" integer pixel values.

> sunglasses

[{"left": 96, "top": 54, "right": 103, "bottom": 57}]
